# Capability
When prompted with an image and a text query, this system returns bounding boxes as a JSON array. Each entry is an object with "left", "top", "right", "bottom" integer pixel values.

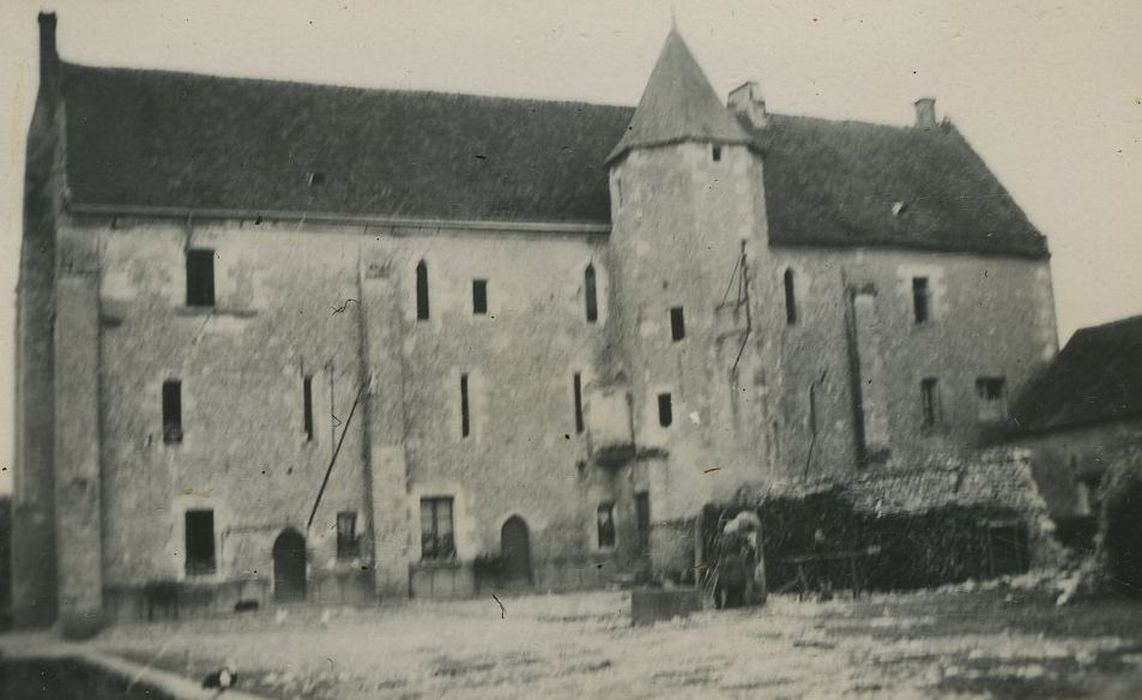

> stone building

[
  {"left": 13, "top": 14, "right": 1059, "bottom": 628},
  {"left": 1006, "top": 315, "right": 1142, "bottom": 530}
]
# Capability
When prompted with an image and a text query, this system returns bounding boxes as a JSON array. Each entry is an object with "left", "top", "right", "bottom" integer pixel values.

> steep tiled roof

[
  {"left": 1010, "top": 315, "right": 1142, "bottom": 433},
  {"left": 57, "top": 50, "right": 1048, "bottom": 257},
  {"left": 61, "top": 63, "right": 633, "bottom": 224},
  {"left": 748, "top": 115, "right": 1048, "bottom": 257},
  {"left": 604, "top": 29, "right": 752, "bottom": 164}
]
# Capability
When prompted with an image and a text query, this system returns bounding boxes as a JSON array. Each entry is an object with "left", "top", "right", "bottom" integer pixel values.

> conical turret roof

[{"left": 606, "top": 29, "right": 752, "bottom": 164}]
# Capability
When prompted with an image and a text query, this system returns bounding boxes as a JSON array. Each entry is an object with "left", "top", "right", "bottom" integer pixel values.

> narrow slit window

[
  {"left": 573, "top": 372, "right": 584, "bottom": 434},
  {"left": 635, "top": 492, "right": 651, "bottom": 555},
  {"left": 302, "top": 375, "right": 314, "bottom": 442},
  {"left": 670, "top": 306, "right": 686, "bottom": 341},
  {"left": 184, "top": 509, "right": 216, "bottom": 575},
  {"left": 336, "top": 511, "right": 358, "bottom": 560},
  {"left": 415, "top": 260, "right": 430, "bottom": 321},
  {"left": 472, "top": 279, "right": 488, "bottom": 315},
  {"left": 162, "top": 380, "right": 182, "bottom": 444},
  {"left": 657, "top": 393, "right": 673, "bottom": 428},
  {"left": 597, "top": 503, "right": 616, "bottom": 548},
  {"left": 584, "top": 264, "right": 598, "bottom": 323},
  {"left": 185, "top": 248, "right": 215, "bottom": 307},
  {"left": 460, "top": 373, "right": 470, "bottom": 438},
  {"left": 808, "top": 385, "right": 818, "bottom": 436},
  {"left": 921, "top": 378, "right": 941, "bottom": 427},
  {"left": 784, "top": 269, "right": 797, "bottom": 324},
  {"left": 913, "top": 277, "right": 930, "bottom": 323}
]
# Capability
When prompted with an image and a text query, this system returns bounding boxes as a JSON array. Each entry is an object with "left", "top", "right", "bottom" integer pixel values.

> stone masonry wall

[{"left": 771, "top": 246, "right": 1057, "bottom": 478}]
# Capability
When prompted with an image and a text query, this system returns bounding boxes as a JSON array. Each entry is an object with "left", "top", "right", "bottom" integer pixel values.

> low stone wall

[{"left": 103, "top": 578, "right": 271, "bottom": 623}]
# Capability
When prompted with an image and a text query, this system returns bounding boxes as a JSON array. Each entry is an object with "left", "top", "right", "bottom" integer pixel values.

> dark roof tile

[
  {"left": 1011, "top": 315, "right": 1142, "bottom": 433},
  {"left": 60, "top": 61, "right": 1049, "bottom": 259},
  {"left": 750, "top": 115, "right": 1048, "bottom": 257}
]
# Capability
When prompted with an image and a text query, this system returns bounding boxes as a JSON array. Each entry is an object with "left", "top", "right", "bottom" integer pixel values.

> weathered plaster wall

[
  {"left": 53, "top": 230, "right": 104, "bottom": 627},
  {"left": 85, "top": 214, "right": 619, "bottom": 603},
  {"left": 607, "top": 142, "right": 780, "bottom": 576},
  {"left": 90, "top": 218, "right": 372, "bottom": 606},
  {"left": 382, "top": 227, "right": 613, "bottom": 582},
  {"left": 771, "top": 246, "right": 1057, "bottom": 476},
  {"left": 11, "top": 73, "right": 65, "bottom": 628}
]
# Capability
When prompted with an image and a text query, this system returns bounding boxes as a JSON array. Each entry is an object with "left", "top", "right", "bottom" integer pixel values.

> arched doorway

[
  {"left": 273, "top": 529, "right": 307, "bottom": 602},
  {"left": 501, "top": 516, "right": 532, "bottom": 584}
]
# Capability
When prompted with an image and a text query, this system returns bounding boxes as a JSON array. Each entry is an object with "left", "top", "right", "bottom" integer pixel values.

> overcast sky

[{"left": 1, "top": 0, "right": 1140, "bottom": 492}]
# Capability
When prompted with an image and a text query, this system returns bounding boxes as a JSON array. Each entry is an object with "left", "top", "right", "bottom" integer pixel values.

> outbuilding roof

[
  {"left": 1010, "top": 315, "right": 1142, "bottom": 433},
  {"left": 53, "top": 30, "right": 1048, "bottom": 258}
]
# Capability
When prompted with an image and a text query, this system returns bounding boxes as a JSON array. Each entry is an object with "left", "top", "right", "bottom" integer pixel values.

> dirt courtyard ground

[{"left": 97, "top": 583, "right": 1142, "bottom": 699}]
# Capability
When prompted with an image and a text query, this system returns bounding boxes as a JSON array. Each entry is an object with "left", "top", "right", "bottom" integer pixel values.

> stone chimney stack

[
  {"left": 914, "top": 97, "right": 937, "bottom": 129},
  {"left": 728, "top": 81, "right": 768, "bottom": 129},
  {"left": 38, "top": 12, "right": 59, "bottom": 96}
]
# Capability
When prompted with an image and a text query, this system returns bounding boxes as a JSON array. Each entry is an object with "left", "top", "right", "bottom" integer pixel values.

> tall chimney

[
  {"left": 914, "top": 97, "right": 937, "bottom": 129},
  {"left": 38, "top": 12, "right": 59, "bottom": 97},
  {"left": 728, "top": 81, "right": 768, "bottom": 129}
]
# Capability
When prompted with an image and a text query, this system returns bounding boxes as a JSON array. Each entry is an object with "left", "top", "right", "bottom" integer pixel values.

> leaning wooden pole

[{"left": 307, "top": 385, "right": 365, "bottom": 531}]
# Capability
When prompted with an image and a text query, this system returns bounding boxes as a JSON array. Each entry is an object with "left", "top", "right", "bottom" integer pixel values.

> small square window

[
  {"left": 657, "top": 393, "right": 673, "bottom": 428},
  {"left": 186, "top": 249, "right": 215, "bottom": 307},
  {"left": 913, "top": 277, "right": 930, "bottom": 323},
  {"left": 184, "top": 509, "right": 216, "bottom": 575},
  {"left": 975, "top": 377, "right": 1007, "bottom": 422},
  {"left": 670, "top": 307, "right": 685, "bottom": 341},
  {"left": 472, "top": 279, "right": 488, "bottom": 315}
]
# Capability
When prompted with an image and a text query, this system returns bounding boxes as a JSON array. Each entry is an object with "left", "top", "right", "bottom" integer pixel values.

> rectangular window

[
  {"left": 303, "top": 375, "right": 314, "bottom": 442},
  {"left": 336, "top": 511, "right": 358, "bottom": 560},
  {"left": 420, "top": 497, "right": 455, "bottom": 560},
  {"left": 975, "top": 377, "right": 1007, "bottom": 422},
  {"left": 670, "top": 306, "right": 685, "bottom": 341},
  {"left": 472, "top": 279, "right": 488, "bottom": 315},
  {"left": 912, "top": 277, "right": 930, "bottom": 323},
  {"left": 921, "top": 378, "right": 941, "bottom": 427},
  {"left": 185, "top": 248, "right": 215, "bottom": 307},
  {"left": 460, "top": 374, "right": 470, "bottom": 438},
  {"left": 162, "top": 380, "right": 183, "bottom": 444},
  {"left": 712, "top": 145, "right": 722, "bottom": 162},
  {"left": 597, "top": 502, "right": 616, "bottom": 548},
  {"left": 635, "top": 492, "right": 651, "bottom": 555},
  {"left": 657, "top": 393, "right": 673, "bottom": 428},
  {"left": 573, "top": 372, "right": 584, "bottom": 434},
  {"left": 184, "top": 509, "right": 216, "bottom": 575}
]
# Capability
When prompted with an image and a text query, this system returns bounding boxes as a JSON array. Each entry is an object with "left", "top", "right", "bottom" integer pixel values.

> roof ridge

[
  {"left": 60, "top": 60, "right": 636, "bottom": 111},
  {"left": 1072, "top": 314, "right": 1142, "bottom": 336}
]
